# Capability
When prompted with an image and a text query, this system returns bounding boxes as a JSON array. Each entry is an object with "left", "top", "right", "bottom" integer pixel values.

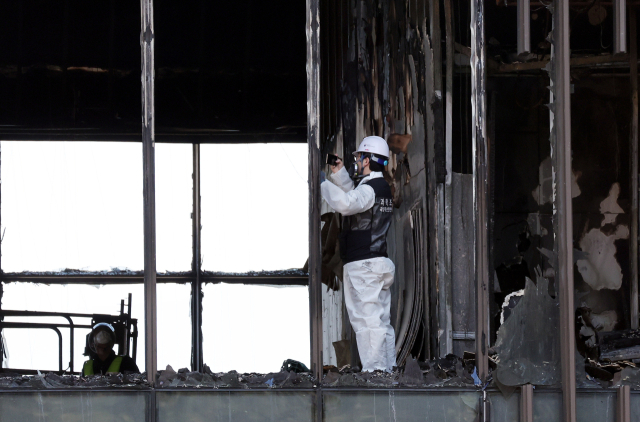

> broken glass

[
  {"left": 201, "top": 283, "right": 309, "bottom": 373},
  {"left": 200, "top": 143, "right": 308, "bottom": 272},
  {"left": 156, "top": 391, "right": 314, "bottom": 422},
  {"left": 1, "top": 141, "right": 143, "bottom": 272},
  {"left": 0, "top": 391, "right": 148, "bottom": 421},
  {"left": 156, "top": 144, "right": 193, "bottom": 272},
  {"left": 322, "top": 391, "right": 480, "bottom": 422},
  {"left": 493, "top": 271, "right": 560, "bottom": 386}
]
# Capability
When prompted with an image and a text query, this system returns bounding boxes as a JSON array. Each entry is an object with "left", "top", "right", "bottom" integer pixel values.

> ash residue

[
  {"left": 202, "top": 269, "right": 309, "bottom": 278},
  {"left": 5, "top": 269, "right": 193, "bottom": 277},
  {"left": 0, "top": 372, "right": 151, "bottom": 389},
  {"left": 156, "top": 365, "right": 316, "bottom": 389},
  {"left": 321, "top": 356, "right": 477, "bottom": 388}
]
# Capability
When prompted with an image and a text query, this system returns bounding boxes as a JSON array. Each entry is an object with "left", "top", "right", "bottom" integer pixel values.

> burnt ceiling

[{"left": 0, "top": 0, "right": 307, "bottom": 142}]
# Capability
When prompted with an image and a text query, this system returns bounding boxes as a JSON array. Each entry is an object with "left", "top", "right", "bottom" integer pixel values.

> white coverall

[{"left": 321, "top": 167, "right": 396, "bottom": 372}]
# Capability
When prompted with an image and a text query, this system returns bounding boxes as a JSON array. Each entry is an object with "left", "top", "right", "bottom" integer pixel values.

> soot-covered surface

[
  {"left": 322, "top": 357, "right": 478, "bottom": 388},
  {"left": 156, "top": 365, "right": 315, "bottom": 389},
  {"left": 0, "top": 372, "right": 150, "bottom": 389}
]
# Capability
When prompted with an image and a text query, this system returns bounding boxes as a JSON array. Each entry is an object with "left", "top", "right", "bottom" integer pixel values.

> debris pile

[
  {"left": 0, "top": 372, "right": 150, "bottom": 389},
  {"left": 321, "top": 355, "right": 477, "bottom": 388},
  {"left": 201, "top": 269, "right": 308, "bottom": 278},
  {"left": 156, "top": 365, "right": 316, "bottom": 389}
]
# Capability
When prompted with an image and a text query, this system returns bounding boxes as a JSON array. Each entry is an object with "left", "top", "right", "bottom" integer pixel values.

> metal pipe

[
  {"left": 617, "top": 385, "right": 631, "bottom": 422},
  {"left": 191, "top": 143, "right": 203, "bottom": 372},
  {"left": 630, "top": 7, "right": 639, "bottom": 331},
  {"left": 306, "top": 0, "right": 323, "bottom": 383},
  {"left": 471, "top": 0, "right": 490, "bottom": 382},
  {"left": 0, "top": 323, "right": 65, "bottom": 372},
  {"left": 553, "top": 0, "right": 577, "bottom": 418},
  {"left": 0, "top": 322, "right": 91, "bottom": 329},
  {"left": 614, "top": 0, "right": 627, "bottom": 54},
  {"left": 521, "top": 384, "right": 534, "bottom": 422},
  {"left": 518, "top": 0, "right": 531, "bottom": 54},
  {"left": 140, "top": 0, "right": 157, "bottom": 386}
]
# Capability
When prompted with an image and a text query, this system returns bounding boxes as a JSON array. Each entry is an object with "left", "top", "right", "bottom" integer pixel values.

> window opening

[
  {"left": 200, "top": 143, "right": 308, "bottom": 272},
  {"left": 1, "top": 141, "right": 143, "bottom": 272},
  {"left": 156, "top": 143, "right": 193, "bottom": 272},
  {"left": 202, "top": 283, "right": 309, "bottom": 373}
]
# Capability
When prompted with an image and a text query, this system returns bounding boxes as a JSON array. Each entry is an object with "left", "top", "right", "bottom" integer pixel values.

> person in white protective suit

[{"left": 320, "top": 136, "right": 396, "bottom": 372}]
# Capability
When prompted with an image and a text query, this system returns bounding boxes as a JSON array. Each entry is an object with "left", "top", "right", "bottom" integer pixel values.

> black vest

[{"left": 340, "top": 177, "right": 393, "bottom": 264}]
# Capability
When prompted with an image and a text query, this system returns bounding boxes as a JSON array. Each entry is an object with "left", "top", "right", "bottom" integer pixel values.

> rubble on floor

[
  {"left": 321, "top": 355, "right": 478, "bottom": 388},
  {"left": 492, "top": 272, "right": 561, "bottom": 386},
  {"left": 202, "top": 269, "right": 308, "bottom": 278},
  {"left": 155, "top": 365, "right": 316, "bottom": 389},
  {"left": 0, "top": 372, "right": 150, "bottom": 389}
]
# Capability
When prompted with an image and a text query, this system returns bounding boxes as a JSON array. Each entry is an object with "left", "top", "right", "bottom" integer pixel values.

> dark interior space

[{"left": 0, "top": 0, "right": 307, "bottom": 142}]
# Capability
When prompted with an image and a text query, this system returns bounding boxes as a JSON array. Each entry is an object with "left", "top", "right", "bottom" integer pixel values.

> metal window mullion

[
  {"left": 630, "top": 7, "right": 639, "bottom": 331},
  {"left": 471, "top": 0, "right": 490, "bottom": 382},
  {"left": 521, "top": 384, "right": 533, "bottom": 422},
  {"left": 306, "top": 0, "right": 323, "bottom": 384},
  {"left": 517, "top": 0, "right": 531, "bottom": 55},
  {"left": 191, "top": 143, "right": 203, "bottom": 372},
  {"left": 553, "top": 0, "right": 576, "bottom": 418},
  {"left": 140, "top": 0, "right": 157, "bottom": 387},
  {"left": 614, "top": 0, "right": 627, "bottom": 54},
  {"left": 617, "top": 385, "right": 631, "bottom": 422}
]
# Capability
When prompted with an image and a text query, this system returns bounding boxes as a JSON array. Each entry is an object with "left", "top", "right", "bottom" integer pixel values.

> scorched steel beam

[
  {"left": 553, "top": 0, "right": 577, "bottom": 418},
  {"left": 191, "top": 143, "right": 203, "bottom": 372},
  {"left": 471, "top": 0, "right": 490, "bottom": 383},
  {"left": 306, "top": 0, "right": 323, "bottom": 386},
  {"left": 140, "top": 0, "right": 158, "bottom": 387}
]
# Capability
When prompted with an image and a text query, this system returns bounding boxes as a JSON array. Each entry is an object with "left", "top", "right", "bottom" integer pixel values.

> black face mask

[{"left": 348, "top": 161, "right": 366, "bottom": 185}]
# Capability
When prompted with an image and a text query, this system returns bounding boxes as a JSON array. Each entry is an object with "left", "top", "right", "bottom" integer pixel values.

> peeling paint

[
  {"left": 576, "top": 182, "right": 629, "bottom": 291},
  {"left": 600, "top": 182, "right": 624, "bottom": 225},
  {"left": 576, "top": 224, "right": 629, "bottom": 291},
  {"left": 531, "top": 156, "right": 581, "bottom": 206}
]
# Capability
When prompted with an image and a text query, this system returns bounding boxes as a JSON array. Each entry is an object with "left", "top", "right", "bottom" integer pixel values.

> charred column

[
  {"left": 517, "top": 0, "right": 530, "bottom": 55},
  {"left": 630, "top": 7, "right": 639, "bottom": 331},
  {"left": 614, "top": 0, "right": 627, "bottom": 54},
  {"left": 306, "top": 0, "right": 323, "bottom": 383},
  {"left": 471, "top": 0, "right": 490, "bottom": 382},
  {"left": 191, "top": 143, "right": 203, "bottom": 372},
  {"left": 552, "top": 0, "right": 576, "bottom": 418},
  {"left": 617, "top": 385, "right": 631, "bottom": 422},
  {"left": 140, "top": 0, "right": 157, "bottom": 385}
]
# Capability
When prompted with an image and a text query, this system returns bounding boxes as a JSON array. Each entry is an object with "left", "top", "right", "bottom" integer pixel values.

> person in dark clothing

[{"left": 82, "top": 323, "right": 139, "bottom": 376}]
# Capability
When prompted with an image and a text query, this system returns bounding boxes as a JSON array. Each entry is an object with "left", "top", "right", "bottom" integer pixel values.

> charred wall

[
  {"left": 491, "top": 74, "right": 633, "bottom": 341},
  {"left": 319, "top": 0, "right": 436, "bottom": 363}
]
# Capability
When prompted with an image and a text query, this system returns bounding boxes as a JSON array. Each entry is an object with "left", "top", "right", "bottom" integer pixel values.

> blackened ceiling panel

[
  {"left": 0, "top": 0, "right": 306, "bottom": 142},
  {"left": 153, "top": 0, "right": 307, "bottom": 139},
  {"left": 0, "top": 0, "right": 142, "bottom": 138}
]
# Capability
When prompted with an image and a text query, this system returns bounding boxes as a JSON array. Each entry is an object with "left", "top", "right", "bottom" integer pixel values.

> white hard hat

[{"left": 353, "top": 136, "right": 390, "bottom": 159}]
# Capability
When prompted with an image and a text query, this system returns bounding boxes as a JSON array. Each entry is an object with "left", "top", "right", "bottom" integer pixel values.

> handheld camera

[{"left": 326, "top": 154, "right": 341, "bottom": 166}]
